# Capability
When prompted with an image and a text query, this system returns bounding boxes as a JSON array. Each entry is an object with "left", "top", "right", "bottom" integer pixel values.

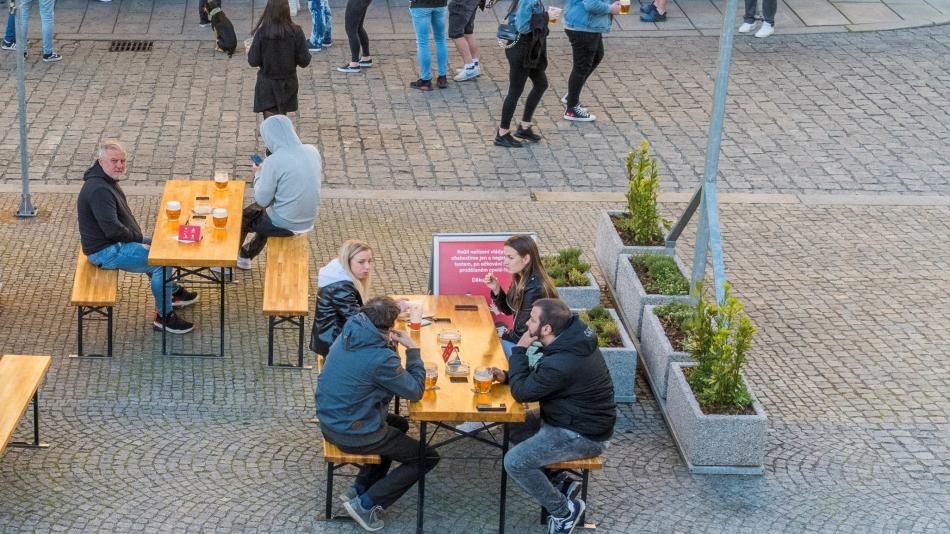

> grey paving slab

[
  {"left": 786, "top": 0, "right": 853, "bottom": 23},
  {"left": 834, "top": 1, "right": 903, "bottom": 23}
]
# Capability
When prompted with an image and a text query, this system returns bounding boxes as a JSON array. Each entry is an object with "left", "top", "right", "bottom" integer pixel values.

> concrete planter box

[
  {"left": 598, "top": 308, "right": 638, "bottom": 404},
  {"left": 594, "top": 211, "right": 673, "bottom": 289},
  {"left": 640, "top": 305, "right": 692, "bottom": 401},
  {"left": 556, "top": 271, "right": 600, "bottom": 310},
  {"left": 614, "top": 252, "right": 690, "bottom": 339},
  {"left": 666, "top": 362, "right": 768, "bottom": 474}
]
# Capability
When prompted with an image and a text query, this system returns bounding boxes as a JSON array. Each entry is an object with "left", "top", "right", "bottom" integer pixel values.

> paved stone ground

[
  {"left": 1, "top": 25, "right": 949, "bottom": 193},
  {"left": 0, "top": 191, "right": 947, "bottom": 532}
]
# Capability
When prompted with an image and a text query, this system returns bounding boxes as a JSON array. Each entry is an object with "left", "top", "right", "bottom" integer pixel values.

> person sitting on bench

[
  {"left": 78, "top": 140, "right": 198, "bottom": 334},
  {"left": 490, "top": 298, "right": 616, "bottom": 534}
]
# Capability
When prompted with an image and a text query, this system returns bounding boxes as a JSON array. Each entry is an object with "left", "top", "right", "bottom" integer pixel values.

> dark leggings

[
  {"left": 744, "top": 0, "right": 777, "bottom": 24},
  {"left": 500, "top": 41, "right": 549, "bottom": 130},
  {"left": 565, "top": 29, "right": 604, "bottom": 109},
  {"left": 345, "top": 0, "right": 373, "bottom": 63}
]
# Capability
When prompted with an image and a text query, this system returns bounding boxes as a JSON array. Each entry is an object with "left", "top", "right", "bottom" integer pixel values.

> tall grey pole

[
  {"left": 688, "top": 0, "right": 740, "bottom": 305},
  {"left": 14, "top": 0, "right": 36, "bottom": 217}
]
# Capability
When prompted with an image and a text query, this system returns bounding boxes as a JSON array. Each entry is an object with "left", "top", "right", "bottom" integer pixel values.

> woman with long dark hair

[
  {"left": 248, "top": 0, "right": 312, "bottom": 118},
  {"left": 494, "top": 0, "right": 550, "bottom": 148},
  {"left": 484, "top": 234, "right": 559, "bottom": 356}
]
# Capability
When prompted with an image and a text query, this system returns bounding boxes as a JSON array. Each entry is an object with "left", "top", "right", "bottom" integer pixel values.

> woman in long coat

[{"left": 248, "top": 0, "right": 312, "bottom": 117}]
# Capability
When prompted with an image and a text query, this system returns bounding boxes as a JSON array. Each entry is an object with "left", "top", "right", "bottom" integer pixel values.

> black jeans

[
  {"left": 198, "top": 0, "right": 216, "bottom": 24},
  {"left": 744, "top": 0, "right": 777, "bottom": 25},
  {"left": 337, "top": 415, "right": 441, "bottom": 509},
  {"left": 565, "top": 29, "right": 604, "bottom": 109},
  {"left": 345, "top": 0, "right": 373, "bottom": 62},
  {"left": 239, "top": 204, "right": 293, "bottom": 260},
  {"left": 500, "top": 40, "right": 548, "bottom": 130}
]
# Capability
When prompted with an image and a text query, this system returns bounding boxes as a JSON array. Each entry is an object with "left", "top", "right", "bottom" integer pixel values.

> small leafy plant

[
  {"left": 654, "top": 301, "right": 691, "bottom": 351},
  {"left": 630, "top": 254, "right": 689, "bottom": 295},
  {"left": 614, "top": 140, "right": 670, "bottom": 246},
  {"left": 581, "top": 306, "right": 623, "bottom": 348},
  {"left": 684, "top": 283, "right": 756, "bottom": 413},
  {"left": 543, "top": 248, "right": 591, "bottom": 287}
]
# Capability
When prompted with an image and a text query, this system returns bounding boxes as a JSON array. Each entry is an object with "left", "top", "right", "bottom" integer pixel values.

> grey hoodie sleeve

[
  {"left": 253, "top": 164, "right": 278, "bottom": 208},
  {"left": 373, "top": 348, "right": 426, "bottom": 402}
]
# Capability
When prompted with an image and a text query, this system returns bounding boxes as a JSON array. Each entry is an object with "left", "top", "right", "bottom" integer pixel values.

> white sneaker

[
  {"left": 738, "top": 21, "right": 757, "bottom": 33},
  {"left": 454, "top": 67, "right": 478, "bottom": 82},
  {"left": 236, "top": 256, "right": 252, "bottom": 270},
  {"left": 755, "top": 22, "right": 774, "bottom": 38}
]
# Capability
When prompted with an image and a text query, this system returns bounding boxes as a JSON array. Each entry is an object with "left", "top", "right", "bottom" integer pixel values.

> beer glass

[
  {"left": 166, "top": 200, "right": 181, "bottom": 221},
  {"left": 214, "top": 171, "right": 229, "bottom": 191},
  {"left": 212, "top": 208, "right": 228, "bottom": 229},
  {"left": 409, "top": 300, "right": 424, "bottom": 331},
  {"left": 548, "top": 6, "right": 562, "bottom": 24},
  {"left": 424, "top": 363, "right": 439, "bottom": 390},
  {"left": 620, "top": 0, "right": 630, "bottom": 14},
  {"left": 474, "top": 367, "right": 493, "bottom": 394}
]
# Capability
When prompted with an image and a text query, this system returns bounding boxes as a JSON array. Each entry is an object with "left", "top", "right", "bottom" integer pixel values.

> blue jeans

[
  {"left": 504, "top": 410, "right": 608, "bottom": 518},
  {"left": 309, "top": 0, "right": 332, "bottom": 46},
  {"left": 86, "top": 242, "right": 177, "bottom": 317},
  {"left": 5, "top": 0, "right": 56, "bottom": 55},
  {"left": 409, "top": 7, "right": 448, "bottom": 80}
]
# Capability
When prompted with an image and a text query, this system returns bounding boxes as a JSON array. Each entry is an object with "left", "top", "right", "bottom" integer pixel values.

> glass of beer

[
  {"left": 474, "top": 367, "right": 493, "bottom": 395},
  {"left": 548, "top": 6, "right": 562, "bottom": 24},
  {"left": 212, "top": 208, "right": 228, "bottom": 229},
  {"left": 620, "top": 0, "right": 630, "bottom": 14},
  {"left": 214, "top": 171, "right": 229, "bottom": 191},
  {"left": 408, "top": 300, "right": 424, "bottom": 331},
  {"left": 424, "top": 363, "right": 439, "bottom": 390},
  {"left": 166, "top": 200, "right": 181, "bottom": 221}
]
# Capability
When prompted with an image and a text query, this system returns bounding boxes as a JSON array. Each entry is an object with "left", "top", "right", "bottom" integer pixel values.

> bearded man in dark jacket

[
  {"left": 77, "top": 140, "right": 198, "bottom": 334},
  {"left": 492, "top": 298, "right": 615, "bottom": 534}
]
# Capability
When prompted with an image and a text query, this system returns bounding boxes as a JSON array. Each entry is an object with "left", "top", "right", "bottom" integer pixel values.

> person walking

[
  {"left": 562, "top": 0, "right": 620, "bottom": 122},
  {"left": 1, "top": 0, "right": 62, "bottom": 62},
  {"left": 408, "top": 0, "right": 449, "bottom": 91},
  {"left": 337, "top": 0, "right": 374, "bottom": 72},
  {"left": 448, "top": 0, "right": 481, "bottom": 81},
  {"left": 738, "top": 0, "right": 776, "bottom": 38},
  {"left": 639, "top": 0, "right": 667, "bottom": 22},
  {"left": 308, "top": 0, "right": 333, "bottom": 51},
  {"left": 247, "top": 0, "right": 312, "bottom": 119},
  {"left": 493, "top": 0, "right": 550, "bottom": 147}
]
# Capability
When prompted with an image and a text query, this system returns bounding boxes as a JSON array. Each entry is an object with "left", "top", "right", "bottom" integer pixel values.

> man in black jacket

[
  {"left": 493, "top": 298, "right": 615, "bottom": 534},
  {"left": 77, "top": 140, "right": 198, "bottom": 334}
]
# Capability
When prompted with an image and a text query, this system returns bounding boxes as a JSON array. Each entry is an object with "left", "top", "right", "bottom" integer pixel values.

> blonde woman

[{"left": 310, "top": 240, "right": 374, "bottom": 356}]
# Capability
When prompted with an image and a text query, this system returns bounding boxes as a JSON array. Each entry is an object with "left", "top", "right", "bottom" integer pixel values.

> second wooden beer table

[
  {"left": 391, "top": 295, "right": 526, "bottom": 534},
  {"left": 148, "top": 179, "right": 245, "bottom": 357}
]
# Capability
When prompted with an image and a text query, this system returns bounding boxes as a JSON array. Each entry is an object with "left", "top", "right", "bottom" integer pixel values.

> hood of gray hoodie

[
  {"left": 253, "top": 115, "right": 322, "bottom": 233},
  {"left": 318, "top": 259, "right": 354, "bottom": 289},
  {"left": 260, "top": 114, "right": 302, "bottom": 152}
]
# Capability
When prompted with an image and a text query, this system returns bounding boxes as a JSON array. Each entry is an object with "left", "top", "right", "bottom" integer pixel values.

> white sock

[{"left": 472, "top": 58, "right": 479, "bottom": 66}]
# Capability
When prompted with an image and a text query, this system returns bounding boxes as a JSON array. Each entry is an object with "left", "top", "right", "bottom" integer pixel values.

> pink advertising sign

[{"left": 431, "top": 233, "right": 536, "bottom": 330}]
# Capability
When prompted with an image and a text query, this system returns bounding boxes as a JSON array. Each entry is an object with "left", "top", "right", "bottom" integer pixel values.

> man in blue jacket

[
  {"left": 562, "top": 0, "right": 621, "bottom": 122},
  {"left": 493, "top": 298, "right": 616, "bottom": 534},
  {"left": 316, "top": 297, "right": 439, "bottom": 532}
]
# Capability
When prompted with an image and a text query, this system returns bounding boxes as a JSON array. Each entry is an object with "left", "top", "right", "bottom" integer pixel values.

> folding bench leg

[
  {"left": 268, "top": 316, "right": 275, "bottom": 367},
  {"left": 9, "top": 391, "right": 50, "bottom": 449},
  {"left": 325, "top": 462, "right": 334, "bottom": 519},
  {"left": 297, "top": 315, "right": 305, "bottom": 368},
  {"left": 580, "top": 468, "right": 590, "bottom": 525},
  {"left": 72, "top": 306, "right": 113, "bottom": 358}
]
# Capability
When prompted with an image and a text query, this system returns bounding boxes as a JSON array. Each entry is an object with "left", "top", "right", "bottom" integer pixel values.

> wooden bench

[
  {"left": 322, "top": 438, "right": 381, "bottom": 519},
  {"left": 69, "top": 249, "right": 118, "bottom": 358},
  {"left": 0, "top": 354, "right": 53, "bottom": 455},
  {"left": 262, "top": 235, "right": 310, "bottom": 368},
  {"left": 541, "top": 456, "right": 604, "bottom": 526}
]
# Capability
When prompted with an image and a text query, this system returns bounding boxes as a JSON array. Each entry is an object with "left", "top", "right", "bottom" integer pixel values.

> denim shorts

[{"left": 448, "top": 0, "right": 479, "bottom": 38}]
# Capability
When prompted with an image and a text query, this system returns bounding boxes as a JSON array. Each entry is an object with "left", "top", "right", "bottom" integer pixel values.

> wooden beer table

[
  {"left": 391, "top": 295, "right": 526, "bottom": 534},
  {"left": 148, "top": 180, "right": 245, "bottom": 358}
]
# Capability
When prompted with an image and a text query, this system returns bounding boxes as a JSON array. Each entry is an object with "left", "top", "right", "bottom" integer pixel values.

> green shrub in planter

[
  {"left": 543, "top": 248, "right": 591, "bottom": 287},
  {"left": 630, "top": 254, "right": 689, "bottom": 296},
  {"left": 615, "top": 140, "right": 670, "bottom": 246},
  {"left": 653, "top": 301, "right": 691, "bottom": 351},
  {"left": 580, "top": 306, "right": 623, "bottom": 348}
]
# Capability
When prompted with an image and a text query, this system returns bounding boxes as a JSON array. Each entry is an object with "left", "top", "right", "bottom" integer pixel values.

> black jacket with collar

[
  {"left": 507, "top": 314, "right": 617, "bottom": 442},
  {"left": 492, "top": 273, "right": 547, "bottom": 342},
  {"left": 310, "top": 280, "right": 364, "bottom": 356},
  {"left": 77, "top": 162, "right": 144, "bottom": 256}
]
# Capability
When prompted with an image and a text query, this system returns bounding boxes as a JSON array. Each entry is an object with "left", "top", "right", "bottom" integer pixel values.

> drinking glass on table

[
  {"left": 166, "top": 200, "right": 181, "bottom": 221},
  {"left": 425, "top": 363, "right": 439, "bottom": 390},
  {"left": 212, "top": 208, "right": 228, "bottom": 229},
  {"left": 474, "top": 367, "right": 493, "bottom": 394},
  {"left": 214, "top": 171, "right": 229, "bottom": 191}
]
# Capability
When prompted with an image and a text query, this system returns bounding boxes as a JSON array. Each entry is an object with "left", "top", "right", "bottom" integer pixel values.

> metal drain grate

[{"left": 109, "top": 40, "right": 154, "bottom": 52}]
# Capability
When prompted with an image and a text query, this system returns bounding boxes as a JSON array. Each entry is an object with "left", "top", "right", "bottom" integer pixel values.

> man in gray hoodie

[{"left": 238, "top": 115, "right": 322, "bottom": 269}]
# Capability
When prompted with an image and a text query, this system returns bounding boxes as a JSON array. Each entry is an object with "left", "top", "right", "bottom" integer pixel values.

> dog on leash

[{"left": 204, "top": 0, "right": 237, "bottom": 57}]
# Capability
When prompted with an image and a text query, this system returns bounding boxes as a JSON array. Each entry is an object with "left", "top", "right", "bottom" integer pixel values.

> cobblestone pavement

[
  {"left": 1, "top": 26, "right": 949, "bottom": 193},
  {"left": 0, "top": 191, "right": 947, "bottom": 532}
]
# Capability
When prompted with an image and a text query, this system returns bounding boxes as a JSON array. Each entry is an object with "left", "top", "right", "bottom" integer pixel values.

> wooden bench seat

[
  {"left": 322, "top": 438, "right": 381, "bottom": 519},
  {"left": 263, "top": 235, "right": 310, "bottom": 368},
  {"left": 0, "top": 354, "right": 52, "bottom": 455},
  {"left": 69, "top": 249, "right": 118, "bottom": 358}
]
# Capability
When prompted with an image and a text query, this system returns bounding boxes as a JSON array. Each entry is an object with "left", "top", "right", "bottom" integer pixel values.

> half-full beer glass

[
  {"left": 424, "top": 363, "right": 439, "bottom": 390},
  {"left": 474, "top": 367, "right": 493, "bottom": 394},
  {"left": 166, "top": 200, "right": 181, "bottom": 221},
  {"left": 214, "top": 171, "right": 229, "bottom": 191},
  {"left": 212, "top": 208, "right": 228, "bottom": 229},
  {"left": 620, "top": 0, "right": 630, "bottom": 14}
]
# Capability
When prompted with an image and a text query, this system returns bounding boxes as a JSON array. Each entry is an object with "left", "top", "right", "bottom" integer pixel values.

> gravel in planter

[
  {"left": 640, "top": 305, "right": 692, "bottom": 402},
  {"left": 557, "top": 271, "right": 600, "bottom": 310},
  {"left": 614, "top": 253, "right": 690, "bottom": 339},
  {"left": 594, "top": 211, "right": 672, "bottom": 289}
]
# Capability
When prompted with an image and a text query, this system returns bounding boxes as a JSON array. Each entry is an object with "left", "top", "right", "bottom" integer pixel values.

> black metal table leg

[
  {"left": 161, "top": 269, "right": 167, "bottom": 354},
  {"left": 416, "top": 421, "right": 427, "bottom": 534},
  {"left": 9, "top": 391, "right": 50, "bottom": 449},
  {"left": 219, "top": 267, "right": 225, "bottom": 358},
  {"left": 499, "top": 423, "right": 510, "bottom": 534}
]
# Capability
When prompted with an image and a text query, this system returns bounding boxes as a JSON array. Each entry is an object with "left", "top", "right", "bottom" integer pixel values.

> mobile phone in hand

[{"left": 250, "top": 154, "right": 264, "bottom": 165}]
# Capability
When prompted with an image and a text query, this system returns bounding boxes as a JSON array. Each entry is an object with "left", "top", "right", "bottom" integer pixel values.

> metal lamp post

[{"left": 13, "top": 0, "right": 36, "bottom": 218}]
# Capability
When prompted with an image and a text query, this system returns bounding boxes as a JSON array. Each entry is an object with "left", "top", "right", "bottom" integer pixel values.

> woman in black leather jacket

[
  {"left": 310, "top": 240, "right": 374, "bottom": 356},
  {"left": 484, "top": 234, "right": 558, "bottom": 357}
]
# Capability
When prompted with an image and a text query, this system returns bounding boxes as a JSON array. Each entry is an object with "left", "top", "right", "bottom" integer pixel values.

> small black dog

[{"left": 204, "top": 0, "right": 237, "bottom": 57}]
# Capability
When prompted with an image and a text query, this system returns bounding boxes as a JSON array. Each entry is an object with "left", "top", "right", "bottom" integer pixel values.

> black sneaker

[
  {"left": 337, "top": 63, "right": 361, "bottom": 73},
  {"left": 410, "top": 78, "right": 432, "bottom": 91},
  {"left": 171, "top": 287, "right": 199, "bottom": 308},
  {"left": 153, "top": 312, "right": 195, "bottom": 334},
  {"left": 436, "top": 75, "right": 447, "bottom": 89},
  {"left": 560, "top": 477, "right": 581, "bottom": 502},
  {"left": 494, "top": 133, "right": 523, "bottom": 148},
  {"left": 564, "top": 105, "right": 596, "bottom": 122},
  {"left": 0, "top": 40, "right": 15, "bottom": 51},
  {"left": 548, "top": 498, "right": 585, "bottom": 534},
  {"left": 42, "top": 52, "right": 62, "bottom": 62},
  {"left": 358, "top": 58, "right": 373, "bottom": 67},
  {"left": 514, "top": 125, "right": 542, "bottom": 142}
]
